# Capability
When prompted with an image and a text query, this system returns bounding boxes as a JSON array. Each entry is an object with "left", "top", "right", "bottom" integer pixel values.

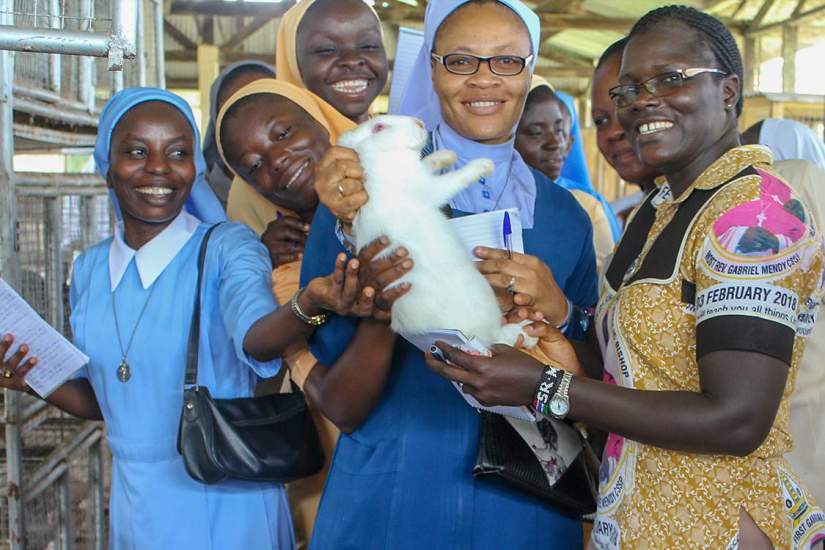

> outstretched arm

[{"left": 1, "top": 335, "right": 103, "bottom": 421}]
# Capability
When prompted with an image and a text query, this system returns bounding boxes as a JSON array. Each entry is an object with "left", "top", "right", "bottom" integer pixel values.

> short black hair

[
  {"left": 525, "top": 86, "right": 572, "bottom": 127},
  {"left": 628, "top": 5, "right": 743, "bottom": 115},
  {"left": 217, "top": 64, "right": 275, "bottom": 105},
  {"left": 596, "top": 37, "right": 627, "bottom": 70}
]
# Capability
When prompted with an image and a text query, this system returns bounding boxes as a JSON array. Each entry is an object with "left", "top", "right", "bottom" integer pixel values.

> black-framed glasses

[
  {"left": 431, "top": 52, "right": 533, "bottom": 76},
  {"left": 608, "top": 68, "right": 727, "bottom": 108}
]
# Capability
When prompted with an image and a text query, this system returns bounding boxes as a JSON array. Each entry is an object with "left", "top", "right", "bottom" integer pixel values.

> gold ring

[
  {"left": 337, "top": 183, "right": 345, "bottom": 197},
  {"left": 2, "top": 368, "right": 13, "bottom": 379},
  {"left": 506, "top": 277, "right": 517, "bottom": 294}
]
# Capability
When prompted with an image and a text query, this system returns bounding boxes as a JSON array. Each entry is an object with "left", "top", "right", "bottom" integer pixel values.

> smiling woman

[
  {"left": 298, "top": 1, "right": 599, "bottom": 549},
  {"left": 418, "top": 6, "right": 825, "bottom": 549},
  {"left": 277, "top": 0, "right": 387, "bottom": 124}
]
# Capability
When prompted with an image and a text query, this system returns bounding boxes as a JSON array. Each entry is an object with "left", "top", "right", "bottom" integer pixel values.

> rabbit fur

[{"left": 338, "top": 115, "right": 535, "bottom": 348}]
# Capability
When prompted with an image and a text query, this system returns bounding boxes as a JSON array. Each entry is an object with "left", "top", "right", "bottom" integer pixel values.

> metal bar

[
  {"left": 23, "top": 461, "right": 68, "bottom": 503},
  {"left": 25, "top": 423, "right": 101, "bottom": 492},
  {"left": 153, "top": 0, "right": 165, "bottom": 88},
  {"left": 17, "top": 185, "right": 105, "bottom": 196},
  {"left": 80, "top": 196, "right": 98, "bottom": 247},
  {"left": 46, "top": 197, "right": 64, "bottom": 331},
  {"left": 13, "top": 96, "right": 99, "bottom": 126},
  {"left": 89, "top": 440, "right": 105, "bottom": 550},
  {"left": 109, "top": 0, "right": 138, "bottom": 71},
  {"left": 16, "top": 173, "right": 104, "bottom": 185},
  {"left": 13, "top": 122, "right": 97, "bottom": 148},
  {"left": 57, "top": 472, "right": 73, "bottom": 550},
  {"left": 13, "top": 84, "right": 89, "bottom": 112},
  {"left": 0, "top": 26, "right": 112, "bottom": 56},
  {"left": 136, "top": 0, "right": 146, "bottom": 86},
  {"left": 78, "top": 0, "right": 96, "bottom": 111},
  {"left": 49, "top": 0, "right": 62, "bottom": 93},
  {"left": 21, "top": 395, "right": 49, "bottom": 422},
  {"left": 0, "top": 1, "right": 24, "bottom": 544}
]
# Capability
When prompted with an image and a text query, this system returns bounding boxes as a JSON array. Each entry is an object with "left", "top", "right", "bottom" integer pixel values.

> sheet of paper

[
  {"left": 0, "top": 278, "right": 88, "bottom": 397},
  {"left": 448, "top": 208, "right": 525, "bottom": 260},
  {"left": 405, "top": 329, "right": 535, "bottom": 422},
  {"left": 388, "top": 27, "right": 425, "bottom": 115}
]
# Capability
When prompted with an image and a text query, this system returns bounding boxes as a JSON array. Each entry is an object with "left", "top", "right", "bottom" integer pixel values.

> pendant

[{"left": 116, "top": 360, "right": 131, "bottom": 383}]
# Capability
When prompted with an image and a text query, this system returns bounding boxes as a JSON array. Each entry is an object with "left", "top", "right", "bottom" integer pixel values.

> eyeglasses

[
  {"left": 608, "top": 68, "right": 727, "bottom": 108},
  {"left": 431, "top": 52, "right": 533, "bottom": 76}
]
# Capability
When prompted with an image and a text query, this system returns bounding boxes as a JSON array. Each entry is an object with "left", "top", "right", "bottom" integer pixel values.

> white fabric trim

[{"left": 108, "top": 210, "right": 201, "bottom": 290}]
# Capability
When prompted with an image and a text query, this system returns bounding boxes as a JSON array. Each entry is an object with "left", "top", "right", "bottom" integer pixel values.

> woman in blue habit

[
  {"left": 301, "top": 1, "right": 598, "bottom": 548},
  {"left": 0, "top": 87, "right": 395, "bottom": 549}
]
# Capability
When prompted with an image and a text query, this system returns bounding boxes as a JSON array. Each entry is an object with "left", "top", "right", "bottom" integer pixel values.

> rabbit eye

[{"left": 372, "top": 123, "right": 387, "bottom": 134}]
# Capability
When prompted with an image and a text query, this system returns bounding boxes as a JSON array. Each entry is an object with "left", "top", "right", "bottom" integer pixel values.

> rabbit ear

[{"left": 371, "top": 122, "right": 388, "bottom": 134}]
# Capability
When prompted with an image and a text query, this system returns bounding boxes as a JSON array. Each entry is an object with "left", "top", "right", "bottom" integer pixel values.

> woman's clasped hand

[{"left": 304, "top": 237, "right": 413, "bottom": 322}]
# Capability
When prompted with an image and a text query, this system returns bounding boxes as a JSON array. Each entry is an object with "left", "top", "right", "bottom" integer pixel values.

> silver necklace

[{"left": 112, "top": 284, "right": 157, "bottom": 383}]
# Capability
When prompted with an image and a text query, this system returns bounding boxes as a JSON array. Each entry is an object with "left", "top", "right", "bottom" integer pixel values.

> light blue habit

[{"left": 71, "top": 88, "right": 293, "bottom": 549}]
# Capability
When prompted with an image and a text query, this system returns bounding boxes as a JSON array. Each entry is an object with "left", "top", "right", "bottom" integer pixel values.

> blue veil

[{"left": 94, "top": 87, "right": 226, "bottom": 224}]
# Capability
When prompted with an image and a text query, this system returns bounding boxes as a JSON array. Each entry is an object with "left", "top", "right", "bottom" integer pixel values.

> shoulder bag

[{"left": 177, "top": 223, "right": 325, "bottom": 484}]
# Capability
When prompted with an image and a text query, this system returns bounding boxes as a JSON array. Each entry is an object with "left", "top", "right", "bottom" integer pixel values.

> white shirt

[{"left": 108, "top": 210, "right": 201, "bottom": 291}]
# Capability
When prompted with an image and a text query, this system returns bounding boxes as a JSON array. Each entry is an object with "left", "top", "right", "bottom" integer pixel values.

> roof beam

[
  {"left": 539, "top": 14, "right": 637, "bottom": 31},
  {"left": 746, "top": 3, "right": 825, "bottom": 35},
  {"left": 732, "top": 0, "right": 748, "bottom": 19},
  {"left": 751, "top": 0, "right": 778, "bottom": 28},
  {"left": 163, "top": 18, "right": 197, "bottom": 50},
  {"left": 223, "top": 15, "right": 274, "bottom": 50},
  {"left": 170, "top": 1, "right": 295, "bottom": 17}
]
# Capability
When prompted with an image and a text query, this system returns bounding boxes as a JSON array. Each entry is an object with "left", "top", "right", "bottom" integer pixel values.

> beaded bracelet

[{"left": 533, "top": 365, "right": 563, "bottom": 417}]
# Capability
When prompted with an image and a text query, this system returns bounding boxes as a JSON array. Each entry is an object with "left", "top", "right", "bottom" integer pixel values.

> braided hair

[{"left": 628, "top": 5, "right": 743, "bottom": 115}]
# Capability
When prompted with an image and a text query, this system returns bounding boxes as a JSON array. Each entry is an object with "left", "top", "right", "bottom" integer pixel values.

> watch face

[{"left": 549, "top": 396, "right": 569, "bottom": 417}]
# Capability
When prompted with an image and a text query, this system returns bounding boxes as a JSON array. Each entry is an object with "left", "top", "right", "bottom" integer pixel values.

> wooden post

[
  {"left": 197, "top": 44, "right": 219, "bottom": 131},
  {"left": 743, "top": 36, "right": 760, "bottom": 94},
  {"left": 782, "top": 24, "right": 798, "bottom": 93}
]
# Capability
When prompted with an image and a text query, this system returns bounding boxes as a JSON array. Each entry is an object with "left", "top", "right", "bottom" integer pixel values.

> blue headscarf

[
  {"left": 556, "top": 91, "right": 593, "bottom": 193},
  {"left": 552, "top": 89, "right": 622, "bottom": 241},
  {"left": 94, "top": 87, "right": 227, "bottom": 224},
  {"left": 396, "top": 0, "right": 541, "bottom": 228}
]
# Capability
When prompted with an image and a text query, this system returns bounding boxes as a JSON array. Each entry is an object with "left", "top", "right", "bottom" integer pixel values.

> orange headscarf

[
  {"left": 215, "top": 78, "right": 355, "bottom": 235},
  {"left": 215, "top": 79, "right": 356, "bottom": 387},
  {"left": 275, "top": 0, "right": 383, "bottom": 88}
]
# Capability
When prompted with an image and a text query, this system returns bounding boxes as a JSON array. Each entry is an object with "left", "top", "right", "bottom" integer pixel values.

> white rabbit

[{"left": 338, "top": 115, "right": 535, "bottom": 348}]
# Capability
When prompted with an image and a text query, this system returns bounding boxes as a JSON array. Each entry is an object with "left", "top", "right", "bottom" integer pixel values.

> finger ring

[
  {"left": 506, "top": 277, "right": 517, "bottom": 294},
  {"left": 2, "top": 368, "right": 13, "bottom": 379},
  {"left": 337, "top": 183, "right": 345, "bottom": 197}
]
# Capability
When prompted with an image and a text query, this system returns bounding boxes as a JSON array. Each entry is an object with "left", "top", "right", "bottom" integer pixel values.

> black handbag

[
  {"left": 176, "top": 224, "right": 325, "bottom": 484},
  {"left": 473, "top": 411, "right": 598, "bottom": 518}
]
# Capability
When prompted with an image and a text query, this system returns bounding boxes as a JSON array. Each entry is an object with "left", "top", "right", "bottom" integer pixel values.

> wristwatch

[
  {"left": 290, "top": 288, "right": 328, "bottom": 327},
  {"left": 549, "top": 370, "right": 573, "bottom": 419}
]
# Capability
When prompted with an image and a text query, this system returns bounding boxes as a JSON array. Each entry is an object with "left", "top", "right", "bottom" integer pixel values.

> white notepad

[
  {"left": 0, "top": 278, "right": 88, "bottom": 397},
  {"left": 448, "top": 208, "right": 525, "bottom": 260},
  {"left": 388, "top": 27, "right": 425, "bottom": 115},
  {"left": 405, "top": 329, "right": 535, "bottom": 422}
]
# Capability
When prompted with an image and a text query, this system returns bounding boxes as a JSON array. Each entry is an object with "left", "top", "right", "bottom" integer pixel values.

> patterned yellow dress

[{"left": 591, "top": 146, "right": 825, "bottom": 549}]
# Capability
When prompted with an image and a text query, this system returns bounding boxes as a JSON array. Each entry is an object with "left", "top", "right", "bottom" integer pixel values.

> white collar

[{"left": 109, "top": 210, "right": 201, "bottom": 291}]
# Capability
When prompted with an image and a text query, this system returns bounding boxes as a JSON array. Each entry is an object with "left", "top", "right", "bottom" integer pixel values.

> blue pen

[{"left": 503, "top": 211, "right": 513, "bottom": 259}]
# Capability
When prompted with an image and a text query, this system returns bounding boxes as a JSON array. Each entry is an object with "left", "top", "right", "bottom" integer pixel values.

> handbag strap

[{"left": 184, "top": 223, "right": 222, "bottom": 387}]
